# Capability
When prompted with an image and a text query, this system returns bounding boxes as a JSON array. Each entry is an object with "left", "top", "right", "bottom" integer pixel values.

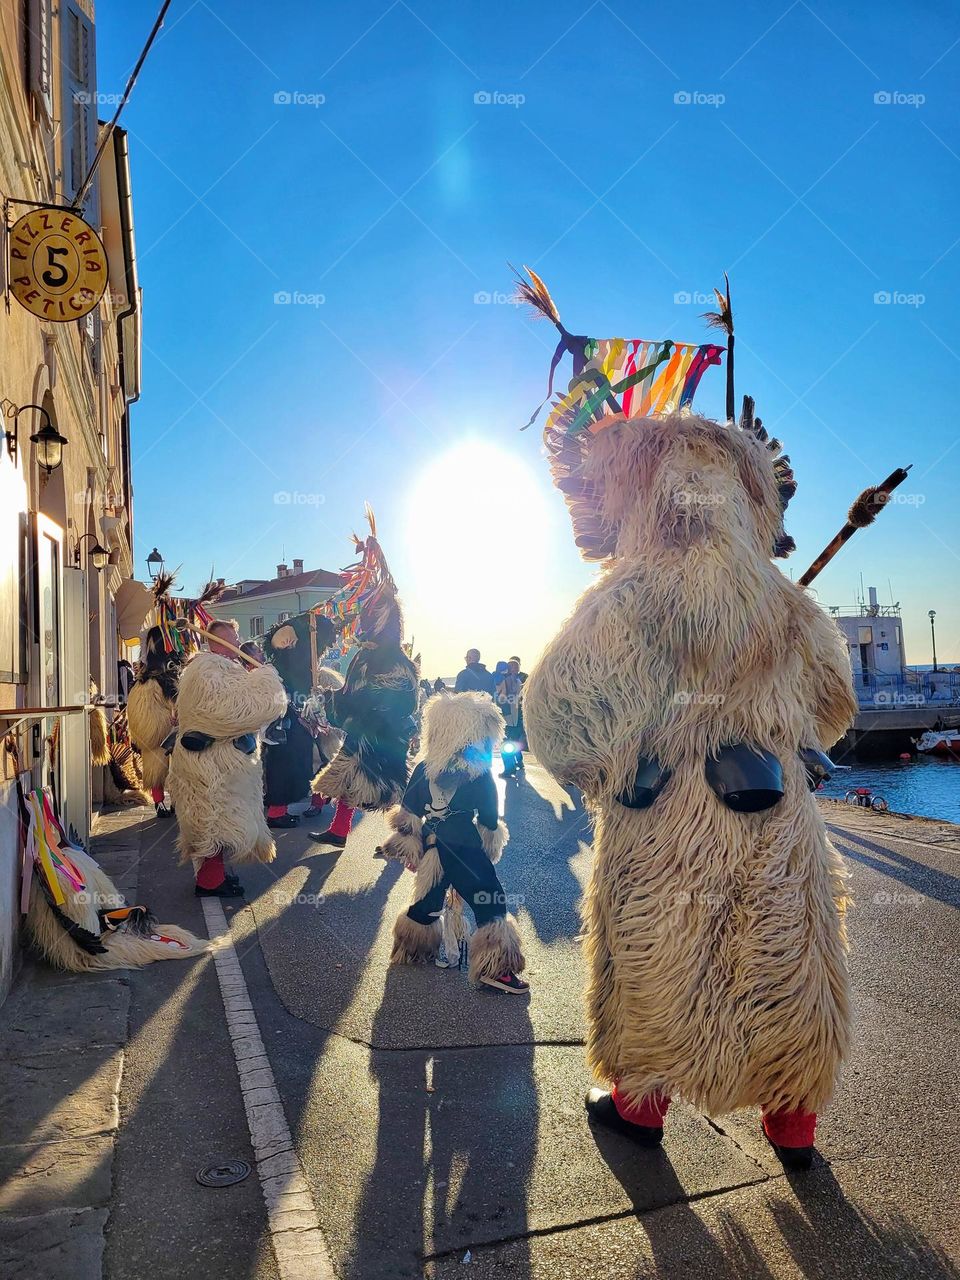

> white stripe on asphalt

[{"left": 201, "top": 897, "right": 335, "bottom": 1280}]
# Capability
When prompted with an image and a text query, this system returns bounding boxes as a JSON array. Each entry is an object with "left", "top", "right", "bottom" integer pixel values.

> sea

[{"left": 820, "top": 755, "right": 960, "bottom": 825}]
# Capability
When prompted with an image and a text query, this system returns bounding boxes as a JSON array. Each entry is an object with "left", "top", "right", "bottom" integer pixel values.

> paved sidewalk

[
  {"left": 0, "top": 810, "right": 144, "bottom": 1279},
  {"left": 0, "top": 778, "right": 958, "bottom": 1279}
]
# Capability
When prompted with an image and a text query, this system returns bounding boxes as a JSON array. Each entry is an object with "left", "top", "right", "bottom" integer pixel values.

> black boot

[
  {"left": 309, "top": 830, "right": 347, "bottom": 848},
  {"left": 762, "top": 1126, "right": 814, "bottom": 1171},
  {"left": 195, "top": 879, "right": 245, "bottom": 898},
  {"left": 585, "top": 1088, "right": 663, "bottom": 1146}
]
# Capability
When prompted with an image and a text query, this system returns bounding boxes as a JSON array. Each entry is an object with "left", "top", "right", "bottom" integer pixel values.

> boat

[{"left": 914, "top": 730, "right": 960, "bottom": 757}]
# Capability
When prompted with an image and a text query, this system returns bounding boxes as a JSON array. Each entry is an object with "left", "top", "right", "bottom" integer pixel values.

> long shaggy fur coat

[
  {"left": 27, "top": 843, "right": 207, "bottom": 972},
  {"left": 126, "top": 676, "right": 176, "bottom": 790},
  {"left": 523, "top": 411, "right": 857, "bottom": 1116},
  {"left": 167, "top": 654, "right": 288, "bottom": 867}
]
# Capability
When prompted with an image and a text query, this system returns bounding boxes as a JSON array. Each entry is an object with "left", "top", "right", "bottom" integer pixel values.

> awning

[{"left": 114, "top": 579, "right": 155, "bottom": 642}]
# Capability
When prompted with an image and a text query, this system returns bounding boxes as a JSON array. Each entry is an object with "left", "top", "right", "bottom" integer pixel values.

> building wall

[
  {"left": 207, "top": 587, "right": 336, "bottom": 641},
  {"left": 0, "top": 2, "right": 140, "bottom": 1003}
]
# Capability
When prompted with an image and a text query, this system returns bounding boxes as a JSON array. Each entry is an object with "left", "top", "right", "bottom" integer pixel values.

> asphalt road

[{"left": 106, "top": 761, "right": 959, "bottom": 1280}]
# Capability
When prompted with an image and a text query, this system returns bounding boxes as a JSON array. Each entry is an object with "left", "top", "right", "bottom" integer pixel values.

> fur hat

[{"left": 420, "top": 691, "right": 505, "bottom": 781}]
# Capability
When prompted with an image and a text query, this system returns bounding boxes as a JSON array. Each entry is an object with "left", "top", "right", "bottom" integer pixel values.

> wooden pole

[
  {"left": 171, "top": 618, "right": 262, "bottom": 667},
  {"left": 798, "top": 465, "right": 911, "bottom": 589}
]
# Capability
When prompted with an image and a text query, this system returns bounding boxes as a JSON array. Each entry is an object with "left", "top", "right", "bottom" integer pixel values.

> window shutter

[
  {"left": 61, "top": 1, "right": 99, "bottom": 217},
  {"left": 28, "top": 0, "right": 54, "bottom": 119}
]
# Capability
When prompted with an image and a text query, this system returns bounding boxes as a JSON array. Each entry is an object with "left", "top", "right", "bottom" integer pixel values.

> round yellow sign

[{"left": 8, "top": 208, "right": 108, "bottom": 322}]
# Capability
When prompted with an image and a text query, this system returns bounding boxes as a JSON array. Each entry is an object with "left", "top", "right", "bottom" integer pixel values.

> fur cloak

[
  {"left": 523, "top": 411, "right": 857, "bottom": 1116},
  {"left": 167, "top": 653, "right": 288, "bottom": 867},
  {"left": 312, "top": 594, "right": 419, "bottom": 810},
  {"left": 126, "top": 676, "right": 176, "bottom": 790}
]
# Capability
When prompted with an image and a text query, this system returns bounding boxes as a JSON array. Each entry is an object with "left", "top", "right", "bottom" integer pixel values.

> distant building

[
  {"left": 831, "top": 587, "right": 906, "bottom": 695},
  {"left": 206, "top": 559, "right": 342, "bottom": 640}
]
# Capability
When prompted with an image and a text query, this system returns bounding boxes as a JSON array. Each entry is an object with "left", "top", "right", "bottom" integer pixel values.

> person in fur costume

[
  {"left": 385, "top": 692, "right": 528, "bottom": 994},
  {"left": 518, "top": 271, "right": 857, "bottom": 1168},
  {"left": 311, "top": 521, "right": 419, "bottom": 828},
  {"left": 261, "top": 611, "right": 342, "bottom": 829},
  {"left": 126, "top": 625, "right": 182, "bottom": 815},
  {"left": 167, "top": 652, "right": 288, "bottom": 896}
]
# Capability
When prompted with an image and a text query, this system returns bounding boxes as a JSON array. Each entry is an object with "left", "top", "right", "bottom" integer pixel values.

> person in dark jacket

[
  {"left": 384, "top": 691, "right": 528, "bottom": 994},
  {"left": 454, "top": 649, "right": 496, "bottom": 696},
  {"left": 262, "top": 611, "right": 339, "bottom": 829}
]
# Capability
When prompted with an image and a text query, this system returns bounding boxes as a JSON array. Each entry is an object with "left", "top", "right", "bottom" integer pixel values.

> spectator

[
  {"left": 454, "top": 648, "right": 496, "bottom": 696},
  {"left": 433, "top": 677, "right": 447, "bottom": 695},
  {"left": 509, "top": 655, "right": 528, "bottom": 683},
  {"left": 497, "top": 659, "right": 525, "bottom": 777}
]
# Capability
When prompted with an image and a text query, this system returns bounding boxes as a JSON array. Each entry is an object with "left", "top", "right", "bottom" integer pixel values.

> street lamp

[
  {"left": 928, "top": 610, "right": 938, "bottom": 672},
  {"left": 74, "top": 534, "right": 109, "bottom": 570},
  {"left": 5, "top": 404, "right": 68, "bottom": 474},
  {"left": 146, "top": 547, "right": 164, "bottom": 580}
]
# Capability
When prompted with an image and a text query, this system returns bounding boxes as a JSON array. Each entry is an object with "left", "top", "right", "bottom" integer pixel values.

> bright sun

[{"left": 404, "top": 440, "right": 555, "bottom": 671}]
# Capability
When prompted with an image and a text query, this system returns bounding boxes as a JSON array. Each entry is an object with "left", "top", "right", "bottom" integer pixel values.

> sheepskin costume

[
  {"left": 524, "top": 406, "right": 857, "bottom": 1126},
  {"left": 167, "top": 653, "right": 288, "bottom": 870},
  {"left": 386, "top": 692, "right": 525, "bottom": 987},
  {"left": 312, "top": 589, "right": 419, "bottom": 811},
  {"left": 27, "top": 841, "right": 206, "bottom": 972},
  {"left": 126, "top": 627, "right": 181, "bottom": 795}
]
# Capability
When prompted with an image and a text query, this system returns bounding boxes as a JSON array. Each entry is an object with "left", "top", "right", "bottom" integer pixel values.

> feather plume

[
  {"left": 195, "top": 578, "right": 223, "bottom": 607},
  {"left": 365, "top": 502, "right": 377, "bottom": 539},
  {"left": 151, "top": 569, "right": 177, "bottom": 602},
  {"left": 513, "top": 265, "right": 562, "bottom": 328},
  {"left": 701, "top": 273, "right": 732, "bottom": 336}
]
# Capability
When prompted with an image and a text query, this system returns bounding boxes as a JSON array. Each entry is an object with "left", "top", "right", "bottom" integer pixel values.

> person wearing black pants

[{"left": 386, "top": 692, "right": 528, "bottom": 993}]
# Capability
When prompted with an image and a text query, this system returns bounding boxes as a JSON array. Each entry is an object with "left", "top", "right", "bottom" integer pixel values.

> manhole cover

[{"left": 196, "top": 1159, "right": 251, "bottom": 1188}]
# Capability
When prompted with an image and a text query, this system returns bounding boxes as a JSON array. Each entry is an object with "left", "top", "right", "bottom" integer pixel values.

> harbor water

[{"left": 821, "top": 754, "right": 960, "bottom": 824}]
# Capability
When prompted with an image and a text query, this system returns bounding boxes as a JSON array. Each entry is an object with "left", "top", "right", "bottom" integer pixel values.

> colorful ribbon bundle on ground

[
  {"left": 312, "top": 506, "right": 396, "bottom": 651},
  {"left": 20, "top": 789, "right": 85, "bottom": 913}
]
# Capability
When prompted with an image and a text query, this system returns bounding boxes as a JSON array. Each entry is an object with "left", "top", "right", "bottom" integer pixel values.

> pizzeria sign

[{"left": 8, "top": 207, "right": 108, "bottom": 322}]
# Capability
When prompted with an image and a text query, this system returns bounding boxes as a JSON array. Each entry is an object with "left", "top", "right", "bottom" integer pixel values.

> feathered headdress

[{"left": 313, "top": 507, "right": 400, "bottom": 647}]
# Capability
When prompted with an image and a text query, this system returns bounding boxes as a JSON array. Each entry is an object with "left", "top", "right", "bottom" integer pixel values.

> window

[
  {"left": 250, "top": 617, "right": 264, "bottom": 637},
  {"left": 278, "top": 611, "right": 291, "bottom": 622},
  {"left": 27, "top": 0, "right": 54, "bottom": 121},
  {"left": 60, "top": 1, "right": 99, "bottom": 218}
]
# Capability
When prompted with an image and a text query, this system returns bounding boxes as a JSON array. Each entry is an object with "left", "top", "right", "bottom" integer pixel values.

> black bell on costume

[
  {"left": 706, "top": 744, "right": 784, "bottom": 812},
  {"left": 617, "top": 756, "right": 672, "bottom": 809},
  {"left": 799, "top": 746, "right": 834, "bottom": 790}
]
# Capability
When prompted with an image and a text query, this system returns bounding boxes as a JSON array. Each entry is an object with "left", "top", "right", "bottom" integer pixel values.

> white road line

[{"left": 201, "top": 897, "right": 335, "bottom": 1280}]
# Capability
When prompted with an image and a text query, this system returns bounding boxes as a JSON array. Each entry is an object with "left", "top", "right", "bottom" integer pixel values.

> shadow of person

[
  {"left": 588, "top": 1121, "right": 756, "bottom": 1277},
  {"left": 501, "top": 771, "right": 591, "bottom": 945},
  {"left": 346, "top": 967, "right": 538, "bottom": 1280},
  {"left": 772, "top": 1160, "right": 960, "bottom": 1278}
]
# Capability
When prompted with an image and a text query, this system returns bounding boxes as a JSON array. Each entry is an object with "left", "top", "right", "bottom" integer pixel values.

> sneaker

[
  {"left": 480, "top": 972, "right": 530, "bottom": 994},
  {"left": 266, "top": 813, "right": 300, "bottom": 829},
  {"left": 195, "top": 879, "right": 245, "bottom": 898},
  {"left": 309, "top": 830, "right": 347, "bottom": 848},
  {"left": 155, "top": 802, "right": 173, "bottom": 818},
  {"left": 585, "top": 1088, "right": 663, "bottom": 1146}
]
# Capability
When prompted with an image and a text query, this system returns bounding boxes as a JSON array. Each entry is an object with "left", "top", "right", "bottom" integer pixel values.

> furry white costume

[
  {"left": 524, "top": 407, "right": 857, "bottom": 1137},
  {"left": 126, "top": 629, "right": 180, "bottom": 805},
  {"left": 167, "top": 654, "right": 287, "bottom": 875},
  {"left": 28, "top": 843, "right": 207, "bottom": 971}
]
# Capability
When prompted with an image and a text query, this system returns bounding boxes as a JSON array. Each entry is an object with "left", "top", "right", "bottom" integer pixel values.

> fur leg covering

[
  {"left": 469, "top": 913, "right": 525, "bottom": 984},
  {"left": 312, "top": 745, "right": 403, "bottom": 811},
  {"left": 478, "top": 819, "right": 509, "bottom": 864},
  {"left": 381, "top": 805, "right": 424, "bottom": 867},
  {"left": 390, "top": 912, "right": 442, "bottom": 964}
]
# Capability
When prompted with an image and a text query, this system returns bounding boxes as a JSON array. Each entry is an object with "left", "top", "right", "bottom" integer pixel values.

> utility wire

[{"left": 73, "top": 0, "right": 174, "bottom": 211}]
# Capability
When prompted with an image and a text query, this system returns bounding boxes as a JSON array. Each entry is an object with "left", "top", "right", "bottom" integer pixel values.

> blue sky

[{"left": 98, "top": 0, "right": 959, "bottom": 672}]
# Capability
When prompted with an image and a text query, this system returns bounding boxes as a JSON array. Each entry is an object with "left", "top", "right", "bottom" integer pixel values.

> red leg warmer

[
  {"left": 762, "top": 1108, "right": 817, "bottom": 1148},
  {"left": 195, "top": 852, "right": 227, "bottom": 890},
  {"left": 611, "top": 1085, "right": 671, "bottom": 1127},
  {"left": 329, "top": 798, "right": 355, "bottom": 838}
]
